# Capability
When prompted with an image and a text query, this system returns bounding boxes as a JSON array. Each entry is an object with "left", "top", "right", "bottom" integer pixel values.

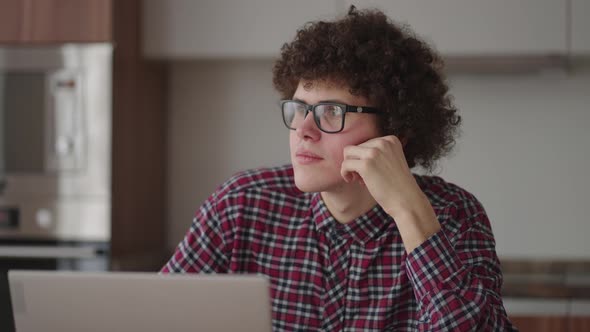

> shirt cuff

[{"left": 405, "top": 230, "right": 466, "bottom": 301}]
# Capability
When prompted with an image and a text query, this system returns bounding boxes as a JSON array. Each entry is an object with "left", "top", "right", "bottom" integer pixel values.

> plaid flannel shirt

[{"left": 162, "top": 165, "right": 517, "bottom": 331}]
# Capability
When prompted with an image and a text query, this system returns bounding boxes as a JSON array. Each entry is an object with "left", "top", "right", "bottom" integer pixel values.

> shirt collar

[{"left": 310, "top": 192, "right": 396, "bottom": 245}]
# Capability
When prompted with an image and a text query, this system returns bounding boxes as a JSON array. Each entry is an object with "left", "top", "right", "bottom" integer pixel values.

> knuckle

[
  {"left": 367, "top": 148, "right": 379, "bottom": 159},
  {"left": 360, "top": 159, "right": 370, "bottom": 171},
  {"left": 376, "top": 139, "right": 388, "bottom": 149},
  {"left": 375, "top": 140, "right": 391, "bottom": 151},
  {"left": 368, "top": 154, "right": 379, "bottom": 165},
  {"left": 386, "top": 135, "right": 399, "bottom": 144}
]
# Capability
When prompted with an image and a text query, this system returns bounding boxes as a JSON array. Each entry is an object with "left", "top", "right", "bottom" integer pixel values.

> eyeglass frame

[{"left": 279, "top": 99, "right": 385, "bottom": 134}]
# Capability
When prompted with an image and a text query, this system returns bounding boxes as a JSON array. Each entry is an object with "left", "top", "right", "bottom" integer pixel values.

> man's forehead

[
  {"left": 296, "top": 79, "right": 371, "bottom": 105},
  {"left": 299, "top": 78, "right": 347, "bottom": 91}
]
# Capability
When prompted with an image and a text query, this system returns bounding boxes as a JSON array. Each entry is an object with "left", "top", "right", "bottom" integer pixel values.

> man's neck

[{"left": 320, "top": 183, "right": 377, "bottom": 224}]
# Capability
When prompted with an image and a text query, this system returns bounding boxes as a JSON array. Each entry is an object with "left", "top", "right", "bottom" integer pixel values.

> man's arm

[
  {"left": 340, "top": 135, "right": 516, "bottom": 330},
  {"left": 405, "top": 209, "right": 517, "bottom": 331},
  {"left": 341, "top": 135, "right": 441, "bottom": 254}
]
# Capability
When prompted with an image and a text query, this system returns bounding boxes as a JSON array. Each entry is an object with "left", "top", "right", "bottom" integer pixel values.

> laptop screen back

[{"left": 8, "top": 270, "right": 272, "bottom": 332}]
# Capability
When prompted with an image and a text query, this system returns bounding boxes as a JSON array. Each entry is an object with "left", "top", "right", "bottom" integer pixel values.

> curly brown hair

[{"left": 272, "top": 6, "right": 461, "bottom": 171}]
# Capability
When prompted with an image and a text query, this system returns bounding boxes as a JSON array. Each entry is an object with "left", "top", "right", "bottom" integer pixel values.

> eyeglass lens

[{"left": 282, "top": 101, "right": 344, "bottom": 133}]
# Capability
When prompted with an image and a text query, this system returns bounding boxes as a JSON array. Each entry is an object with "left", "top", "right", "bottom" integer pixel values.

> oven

[{"left": 0, "top": 44, "right": 112, "bottom": 332}]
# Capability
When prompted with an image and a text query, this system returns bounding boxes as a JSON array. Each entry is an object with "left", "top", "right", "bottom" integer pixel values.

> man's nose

[{"left": 296, "top": 109, "right": 321, "bottom": 139}]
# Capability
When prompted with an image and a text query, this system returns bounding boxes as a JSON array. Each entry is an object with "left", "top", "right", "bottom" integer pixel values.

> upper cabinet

[
  {"left": 144, "top": 0, "right": 571, "bottom": 59},
  {"left": 343, "top": 0, "right": 567, "bottom": 56},
  {"left": 0, "top": 0, "right": 112, "bottom": 44},
  {"left": 142, "top": 0, "right": 339, "bottom": 58},
  {"left": 572, "top": 0, "right": 590, "bottom": 55},
  {"left": 0, "top": 0, "right": 28, "bottom": 42}
]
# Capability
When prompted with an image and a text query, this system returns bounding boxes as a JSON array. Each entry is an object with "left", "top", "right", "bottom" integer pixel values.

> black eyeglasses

[{"left": 280, "top": 99, "right": 383, "bottom": 133}]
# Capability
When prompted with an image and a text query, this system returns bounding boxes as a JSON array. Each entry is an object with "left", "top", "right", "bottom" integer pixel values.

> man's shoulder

[
  {"left": 414, "top": 174, "right": 491, "bottom": 239},
  {"left": 413, "top": 173, "right": 483, "bottom": 213},
  {"left": 217, "top": 164, "right": 302, "bottom": 198}
]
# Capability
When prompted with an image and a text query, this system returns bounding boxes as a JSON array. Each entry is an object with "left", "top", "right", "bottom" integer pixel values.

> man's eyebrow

[{"left": 293, "top": 98, "right": 347, "bottom": 104}]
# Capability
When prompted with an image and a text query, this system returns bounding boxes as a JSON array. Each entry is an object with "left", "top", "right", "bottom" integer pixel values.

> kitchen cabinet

[
  {"left": 571, "top": 0, "right": 590, "bottom": 54},
  {"left": 142, "top": 0, "right": 339, "bottom": 58},
  {"left": 143, "top": 0, "right": 569, "bottom": 58},
  {"left": 509, "top": 316, "right": 567, "bottom": 332},
  {"left": 569, "top": 317, "right": 590, "bottom": 331},
  {"left": 569, "top": 300, "right": 590, "bottom": 332},
  {"left": 0, "top": 0, "right": 27, "bottom": 42},
  {"left": 506, "top": 299, "right": 590, "bottom": 332},
  {"left": 0, "top": 0, "right": 111, "bottom": 43},
  {"left": 509, "top": 315, "right": 590, "bottom": 331},
  {"left": 0, "top": 0, "right": 168, "bottom": 271},
  {"left": 344, "top": 0, "right": 566, "bottom": 56},
  {"left": 505, "top": 298, "right": 569, "bottom": 332}
]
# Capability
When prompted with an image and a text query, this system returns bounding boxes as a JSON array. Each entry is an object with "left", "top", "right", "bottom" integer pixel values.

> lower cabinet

[
  {"left": 506, "top": 298, "right": 590, "bottom": 332},
  {"left": 569, "top": 300, "right": 590, "bottom": 331},
  {"left": 509, "top": 316, "right": 567, "bottom": 332},
  {"left": 569, "top": 316, "right": 590, "bottom": 331},
  {"left": 510, "top": 316, "right": 590, "bottom": 332}
]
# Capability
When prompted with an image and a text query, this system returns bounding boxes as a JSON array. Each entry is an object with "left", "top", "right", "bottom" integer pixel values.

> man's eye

[{"left": 324, "top": 106, "right": 342, "bottom": 116}]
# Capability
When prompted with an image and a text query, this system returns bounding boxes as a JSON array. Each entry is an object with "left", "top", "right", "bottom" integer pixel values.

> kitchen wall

[{"left": 166, "top": 59, "right": 590, "bottom": 259}]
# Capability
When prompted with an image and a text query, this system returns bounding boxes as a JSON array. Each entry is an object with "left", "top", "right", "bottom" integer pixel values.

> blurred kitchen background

[{"left": 0, "top": 0, "right": 589, "bottom": 331}]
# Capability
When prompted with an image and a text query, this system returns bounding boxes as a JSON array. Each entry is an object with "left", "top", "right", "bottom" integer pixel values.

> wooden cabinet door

[
  {"left": 143, "top": 0, "right": 338, "bottom": 58},
  {"left": 343, "top": 0, "right": 567, "bottom": 56},
  {"left": 28, "top": 0, "right": 111, "bottom": 42},
  {"left": 569, "top": 300, "right": 590, "bottom": 331},
  {"left": 569, "top": 316, "right": 590, "bottom": 332},
  {"left": 572, "top": 0, "right": 590, "bottom": 54},
  {"left": 0, "top": 0, "right": 28, "bottom": 42},
  {"left": 509, "top": 316, "right": 568, "bottom": 332}
]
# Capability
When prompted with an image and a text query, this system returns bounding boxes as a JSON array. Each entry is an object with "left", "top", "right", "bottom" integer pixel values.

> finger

[
  {"left": 343, "top": 145, "right": 380, "bottom": 161},
  {"left": 359, "top": 135, "right": 399, "bottom": 146},
  {"left": 341, "top": 159, "right": 367, "bottom": 183},
  {"left": 341, "top": 167, "right": 356, "bottom": 183},
  {"left": 360, "top": 136, "right": 404, "bottom": 154},
  {"left": 342, "top": 170, "right": 364, "bottom": 185},
  {"left": 346, "top": 137, "right": 401, "bottom": 157}
]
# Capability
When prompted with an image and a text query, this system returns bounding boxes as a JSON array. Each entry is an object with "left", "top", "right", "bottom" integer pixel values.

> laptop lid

[{"left": 8, "top": 270, "right": 272, "bottom": 332}]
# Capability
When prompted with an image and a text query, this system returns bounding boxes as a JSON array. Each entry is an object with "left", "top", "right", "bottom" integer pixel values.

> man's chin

[
  {"left": 294, "top": 181, "right": 320, "bottom": 193},
  {"left": 292, "top": 163, "right": 345, "bottom": 192},
  {"left": 293, "top": 175, "right": 341, "bottom": 193},
  {"left": 292, "top": 167, "right": 317, "bottom": 192}
]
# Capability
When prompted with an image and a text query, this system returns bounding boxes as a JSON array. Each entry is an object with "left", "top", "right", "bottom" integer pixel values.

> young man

[{"left": 162, "top": 7, "right": 517, "bottom": 331}]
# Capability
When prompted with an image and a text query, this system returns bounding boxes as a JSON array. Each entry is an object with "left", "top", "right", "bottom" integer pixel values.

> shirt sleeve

[
  {"left": 405, "top": 208, "right": 518, "bottom": 331},
  {"left": 160, "top": 190, "right": 232, "bottom": 274}
]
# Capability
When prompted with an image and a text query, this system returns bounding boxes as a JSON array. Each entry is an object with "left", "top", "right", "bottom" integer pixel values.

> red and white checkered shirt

[{"left": 162, "top": 165, "right": 517, "bottom": 331}]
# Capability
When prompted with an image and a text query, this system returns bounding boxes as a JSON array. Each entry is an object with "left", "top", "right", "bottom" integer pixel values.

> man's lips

[
  {"left": 295, "top": 150, "right": 323, "bottom": 163},
  {"left": 295, "top": 150, "right": 323, "bottom": 159}
]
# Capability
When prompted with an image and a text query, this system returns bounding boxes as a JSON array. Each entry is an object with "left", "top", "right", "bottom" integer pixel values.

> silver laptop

[{"left": 8, "top": 270, "right": 272, "bottom": 332}]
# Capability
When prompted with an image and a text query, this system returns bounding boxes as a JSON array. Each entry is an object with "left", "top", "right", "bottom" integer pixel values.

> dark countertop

[{"left": 501, "top": 259, "right": 590, "bottom": 299}]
